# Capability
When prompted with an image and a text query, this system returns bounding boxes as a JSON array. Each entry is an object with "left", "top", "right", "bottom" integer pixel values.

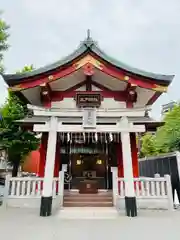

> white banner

[{"left": 83, "top": 108, "right": 96, "bottom": 128}]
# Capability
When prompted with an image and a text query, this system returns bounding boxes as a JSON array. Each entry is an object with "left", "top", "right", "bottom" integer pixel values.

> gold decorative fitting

[
  {"left": 129, "top": 90, "right": 135, "bottom": 95},
  {"left": 130, "top": 83, "right": 137, "bottom": 87},
  {"left": 74, "top": 55, "right": 103, "bottom": 70},
  {"left": 96, "top": 159, "right": 103, "bottom": 165},
  {"left": 48, "top": 75, "right": 54, "bottom": 80},
  {"left": 42, "top": 91, "right": 48, "bottom": 95},
  {"left": 83, "top": 63, "right": 94, "bottom": 75},
  {"left": 10, "top": 85, "right": 22, "bottom": 91},
  {"left": 124, "top": 76, "right": 130, "bottom": 81},
  {"left": 153, "top": 85, "right": 168, "bottom": 92},
  {"left": 76, "top": 160, "right": 82, "bottom": 165}
]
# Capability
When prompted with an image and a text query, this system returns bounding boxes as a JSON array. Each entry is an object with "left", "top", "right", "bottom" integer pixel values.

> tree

[
  {"left": 0, "top": 11, "right": 9, "bottom": 72},
  {"left": 156, "top": 104, "right": 180, "bottom": 153},
  {"left": 139, "top": 104, "right": 180, "bottom": 158},
  {"left": 16, "top": 64, "right": 34, "bottom": 73},
  {"left": 139, "top": 133, "right": 158, "bottom": 158},
  {"left": 0, "top": 65, "right": 39, "bottom": 176}
]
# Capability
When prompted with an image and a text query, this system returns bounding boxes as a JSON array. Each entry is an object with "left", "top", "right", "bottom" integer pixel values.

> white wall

[
  {"left": 52, "top": 98, "right": 76, "bottom": 109},
  {"left": 133, "top": 87, "right": 154, "bottom": 107},
  {"left": 51, "top": 98, "right": 126, "bottom": 109},
  {"left": 100, "top": 98, "right": 126, "bottom": 109}
]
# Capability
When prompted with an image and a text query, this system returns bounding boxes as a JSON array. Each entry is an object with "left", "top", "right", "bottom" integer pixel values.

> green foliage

[
  {"left": 0, "top": 66, "right": 39, "bottom": 176},
  {"left": 140, "top": 104, "right": 180, "bottom": 158},
  {"left": 16, "top": 64, "right": 34, "bottom": 73},
  {"left": 156, "top": 104, "right": 180, "bottom": 152},
  {"left": 1, "top": 91, "right": 27, "bottom": 120},
  {"left": 139, "top": 133, "right": 158, "bottom": 158},
  {"left": 0, "top": 91, "right": 39, "bottom": 175},
  {"left": 0, "top": 11, "right": 9, "bottom": 73}
]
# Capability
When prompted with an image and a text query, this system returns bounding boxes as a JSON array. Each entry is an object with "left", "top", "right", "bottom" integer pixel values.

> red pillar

[
  {"left": 38, "top": 133, "right": 60, "bottom": 178},
  {"left": 116, "top": 142, "right": 123, "bottom": 177},
  {"left": 130, "top": 133, "right": 139, "bottom": 177},
  {"left": 116, "top": 142, "right": 123, "bottom": 193},
  {"left": 54, "top": 137, "right": 61, "bottom": 193},
  {"left": 117, "top": 135, "right": 138, "bottom": 178},
  {"left": 54, "top": 138, "right": 60, "bottom": 177},
  {"left": 38, "top": 133, "right": 48, "bottom": 177},
  {"left": 38, "top": 133, "right": 60, "bottom": 193},
  {"left": 117, "top": 133, "right": 139, "bottom": 194}
]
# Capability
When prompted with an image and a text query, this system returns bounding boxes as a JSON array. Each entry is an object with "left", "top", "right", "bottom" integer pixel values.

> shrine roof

[
  {"left": 15, "top": 115, "right": 163, "bottom": 131},
  {"left": 2, "top": 34, "right": 174, "bottom": 86}
]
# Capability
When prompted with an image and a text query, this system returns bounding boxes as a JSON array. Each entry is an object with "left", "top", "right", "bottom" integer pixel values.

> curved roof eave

[
  {"left": 2, "top": 37, "right": 174, "bottom": 86},
  {"left": 91, "top": 44, "right": 174, "bottom": 83},
  {"left": 2, "top": 42, "right": 87, "bottom": 84}
]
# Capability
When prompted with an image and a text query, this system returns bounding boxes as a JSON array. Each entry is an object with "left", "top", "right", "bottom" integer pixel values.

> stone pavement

[
  {"left": 58, "top": 207, "right": 119, "bottom": 219},
  {"left": 0, "top": 207, "right": 180, "bottom": 240}
]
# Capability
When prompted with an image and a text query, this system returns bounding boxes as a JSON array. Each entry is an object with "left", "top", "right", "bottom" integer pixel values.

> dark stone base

[
  {"left": 40, "top": 196, "right": 52, "bottom": 217},
  {"left": 125, "top": 196, "right": 137, "bottom": 217}
]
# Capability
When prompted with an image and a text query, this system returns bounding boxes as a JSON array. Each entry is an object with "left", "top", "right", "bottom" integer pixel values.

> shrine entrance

[
  {"left": 70, "top": 152, "right": 108, "bottom": 190},
  {"left": 61, "top": 141, "right": 111, "bottom": 191}
]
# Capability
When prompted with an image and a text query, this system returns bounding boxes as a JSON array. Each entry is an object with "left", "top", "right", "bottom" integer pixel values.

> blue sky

[{"left": 0, "top": 0, "right": 179, "bottom": 119}]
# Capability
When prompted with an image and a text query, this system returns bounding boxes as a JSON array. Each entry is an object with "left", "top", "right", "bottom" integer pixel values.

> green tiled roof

[{"left": 2, "top": 35, "right": 174, "bottom": 85}]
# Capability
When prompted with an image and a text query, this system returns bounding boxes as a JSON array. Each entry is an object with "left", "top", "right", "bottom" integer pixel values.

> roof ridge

[{"left": 2, "top": 33, "right": 174, "bottom": 84}]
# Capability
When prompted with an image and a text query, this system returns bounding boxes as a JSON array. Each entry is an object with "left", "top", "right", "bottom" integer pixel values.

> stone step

[
  {"left": 64, "top": 201, "right": 113, "bottom": 207},
  {"left": 64, "top": 192, "right": 112, "bottom": 197},
  {"left": 64, "top": 191, "right": 112, "bottom": 196},
  {"left": 64, "top": 194, "right": 113, "bottom": 198},
  {"left": 63, "top": 192, "right": 113, "bottom": 207},
  {"left": 64, "top": 197, "right": 112, "bottom": 203},
  {"left": 64, "top": 194, "right": 112, "bottom": 198}
]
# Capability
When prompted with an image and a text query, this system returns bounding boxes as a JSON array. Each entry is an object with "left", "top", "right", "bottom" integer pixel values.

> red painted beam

[
  {"left": 50, "top": 78, "right": 127, "bottom": 102},
  {"left": 51, "top": 90, "right": 127, "bottom": 102},
  {"left": 86, "top": 76, "right": 92, "bottom": 91},
  {"left": 10, "top": 53, "right": 167, "bottom": 94},
  {"left": 91, "top": 52, "right": 168, "bottom": 92},
  {"left": 100, "top": 64, "right": 154, "bottom": 90},
  {"left": 10, "top": 65, "right": 77, "bottom": 91},
  {"left": 40, "top": 83, "right": 52, "bottom": 108},
  {"left": 147, "top": 92, "right": 162, "bottom": 105},
  {"left": 125, "top": 83, "right": 136, "bottom": 92},
  {"left": 124, "top": 83, "right": 137, "bottom": 108}
]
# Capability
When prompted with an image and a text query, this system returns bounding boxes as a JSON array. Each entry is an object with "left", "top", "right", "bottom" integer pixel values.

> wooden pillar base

[
  {"left": 125, "top": 196, "right": 137, "bottom": 217},
  {"left": 40, "top": 196, "right": 53, "bottom": 217}
]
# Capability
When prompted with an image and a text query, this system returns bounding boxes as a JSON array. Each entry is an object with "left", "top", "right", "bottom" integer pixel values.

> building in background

[{"left": 161, "top": 101, "right": 177, "bottom": 117}]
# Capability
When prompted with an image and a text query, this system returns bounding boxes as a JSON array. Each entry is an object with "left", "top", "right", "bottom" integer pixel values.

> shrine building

[{"left": 2, "top": 33, "right": 174, "bottom": 217}]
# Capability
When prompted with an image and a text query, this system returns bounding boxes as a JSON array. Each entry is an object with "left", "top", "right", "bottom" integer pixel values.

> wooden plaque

[{"left": 76, "top": 93, "right": 101, "bottom": 107}]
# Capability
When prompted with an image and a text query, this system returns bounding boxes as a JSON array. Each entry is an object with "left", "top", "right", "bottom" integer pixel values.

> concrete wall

[
  {"left": 5, "top": 198, "right": 41, "bottom": 209},
  {"left": 4, "top": 197, "right": 60, "bottom": 214},
  {"left": 117, "top": 198, "right": 169, "bottom": 210}
]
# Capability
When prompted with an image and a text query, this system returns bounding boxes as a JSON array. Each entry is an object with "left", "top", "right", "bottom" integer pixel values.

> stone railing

[
  {"left": 2, "top": 165, "right": 67, "bottom": 210},
  {"left": 118, "top": 176, "right": 171, "bottom": 198},
  {"left": 111, "top": 167, "right": 173, "bottom": 211},
  {"left": 116, "top": 176, "right": 173, "bottom": 211},
  {"left": 6, "top": 177, "right": 58, "bottom": 198}
]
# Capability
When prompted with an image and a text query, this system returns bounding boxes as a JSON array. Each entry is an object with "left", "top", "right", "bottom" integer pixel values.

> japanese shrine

[{"left": 2, "top": 32, "right": 174, "bottom": 217}]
